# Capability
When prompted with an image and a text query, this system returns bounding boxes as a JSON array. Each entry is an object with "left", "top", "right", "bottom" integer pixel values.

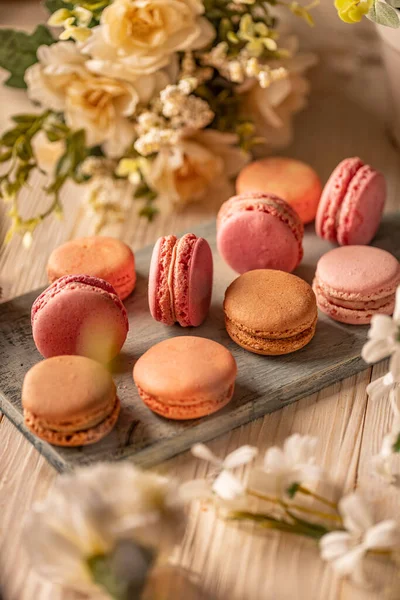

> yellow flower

[{"left": 335, "top": 0, "right": 373, "bottom": 23}]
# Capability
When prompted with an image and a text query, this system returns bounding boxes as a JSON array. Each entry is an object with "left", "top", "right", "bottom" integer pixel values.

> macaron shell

[
  {"left": 217, "top": 193, "right": 303, "bottom": 274},
  {"left": 32, "top": 276, "right": 128, "bottom": 362},
  {"left": 186, "top": 237, "right": 213, "bottom": 327},
  {"left": 337, "top": 166, "right": 386, "bottom": 245},
  {"left": 148, "top": 236, "right": 176, "bottom": 325},
  {"left": 136, "top": 384, "right": 234, "bottom": 420},
  {"left": 225, "top": 316, "right": 317, "bottom": 355},
  {"left": 315, "top": 157, "right": 363, "bottom": 241},
  {"left": 236, "top": 157, "right": 322, "bottom": 224},
  {"left": 47, "top": 237, "right": 136, "bottom": 300},
  {"left": 133, "top": 336, "right": 237, "bottom": 419},
  {"left": 24, "top": 396, "right": 120, "bottom": 447}
]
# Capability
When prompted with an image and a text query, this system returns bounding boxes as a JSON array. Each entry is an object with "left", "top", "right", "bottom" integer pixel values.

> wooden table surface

[{"left": 1, "top": 2, "right": 400, "bottom": 599}]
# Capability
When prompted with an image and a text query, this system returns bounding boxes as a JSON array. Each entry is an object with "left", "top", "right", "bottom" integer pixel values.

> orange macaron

[
  {"left": 22, "top": 356, "right": 120, "bottom": 446},
  {"left": 47, "top": 236, "right": 136, "bottom": 300},
  {"left": 236, "top": 157, "right": 322, "bottom": 224},
  {"left": 133, "top": 337, "right": 237, "bottom": 420},
  {"left": 224, "top": 270, "right": 317, "bottom": 355}
]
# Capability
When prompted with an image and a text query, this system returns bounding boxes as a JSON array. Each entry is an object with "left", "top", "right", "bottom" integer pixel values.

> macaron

[
  {"left": 217, "top": 193, "right": 304, "bottom": 274},
  {"left": 224, "top": 269, "right": 317, "bottom": 355},
  {"left": 313, "top": 246, "right": 400, "bottom": 325},
  {"left": 148, "top": 233, "right": 213, "bottom": 327},
  {"left": 32, "top": 275, "right": 129, "bottom": 362},
  {"left": 22, "top": 355, "right": 120, "bottom": 446},
  {"left": 236, "top": 157, "right": 322, "bottom": 224},
  {"left": 47, "top": 236, "right": 136, "bottom": 300},
  {"left": 133, "top": 336, "right": 237, "bottom": 420},
  {"left": 315, "top": 157, "right": 386, "bottom": 245}
]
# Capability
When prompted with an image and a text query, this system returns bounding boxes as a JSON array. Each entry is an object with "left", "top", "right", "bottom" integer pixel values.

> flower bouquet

[{"left": 0, "top": 0, "right": 316, "bottom": 245}]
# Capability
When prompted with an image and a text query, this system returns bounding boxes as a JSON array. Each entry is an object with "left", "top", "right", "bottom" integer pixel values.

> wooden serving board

[{"left": 1, "top": 215, "right": 399, "bottom": 472}]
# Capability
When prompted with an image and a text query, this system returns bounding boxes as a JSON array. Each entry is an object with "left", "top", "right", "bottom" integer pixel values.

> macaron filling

[
  {"left": 154, "top": 235, "right": 177, "bottom": 325},
  {"left": 172, "top": 233, "right": 198, "bottom": 327}
]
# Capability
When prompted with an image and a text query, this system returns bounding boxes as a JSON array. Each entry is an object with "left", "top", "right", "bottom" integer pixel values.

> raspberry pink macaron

[
  {"left": 236, "top": 157, "right": 322, "bottom": 224},
  {"left": 47, "top": 236, "right": 136, "bottom": 300},
  {"left": 148, "top": 233, "right": 213, "bottom": 327},
  {"left": 313, "top": 246, "right": 400, "bottom": 325},
  {"left": 316, "top": 157, "right": 386, "bottom": 245},
  {"left": 133, "top": 336, "right": 237, "bottom": 420},
  {"left": 32, "top": 275, "right": 129, "bottom": 362},
  {"left": 217, "top": 193, "right": 304, "bottom": 274}
]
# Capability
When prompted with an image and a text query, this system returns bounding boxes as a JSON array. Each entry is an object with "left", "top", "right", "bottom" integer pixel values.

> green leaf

[
  {"left": 44, "top": 0, "right": 74, "bottom": 13},
  {"left": 0, "top": 25, "right": 55, "bottom": 89},
  {"left": 368, "top": 0, "right": 400, "bottom": 27},
  {"left": 393, "top": 433, "right": 400, "bottom": 453},
  {"left": 286, "top": 482, "right": 301, "bottom": 499}
]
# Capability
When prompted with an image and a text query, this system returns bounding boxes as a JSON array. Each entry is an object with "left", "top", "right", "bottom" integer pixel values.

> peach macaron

[
  {"left": 47, "top": 236, "right": 136, "bottom": 300},
  {"left": 236, "top": 157, "right": 322, "bottom": 224},
  {"left": 133, "top": 336, "right": 237, "bottom": 420},
  {"left": 22, "top": 356, "right": 120, "bottom": 446}
]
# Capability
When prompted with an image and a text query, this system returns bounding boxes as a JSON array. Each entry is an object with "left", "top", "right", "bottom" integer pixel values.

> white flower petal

[
  {"left": 212, "top": 470, "right": 245, "bottom": 500},
  {"left": 263, "top": 446, "right": 287, "bottom": 472},
  {"left": 191, "top": 443, "right": 223, "bottom": 467},
  {"left": 389, "top": 352, "right": 400, "bottom": 382},
  {"left": 362, "top": 338, "right": 393, "bottom": 363},
  {"left": 331, "top": 546, "right": 366, "bottom": 578},
  {"left": 339, "top": 493, "right": 374, "bottom": 534},
  {"left": 222, "top": 445, "right": 258, "bottom": 469},
  {"left": 368, "top": 314, "right": 396, "bottom": 340},
  {"left": 366, "top": 376, "right": 391, "bottom": 401},
  {"left": 364, "top": 520, "right": 400, "bottom": 549},
  {"left": 320, "top": 531, "right": 353, "bottom": 560}
]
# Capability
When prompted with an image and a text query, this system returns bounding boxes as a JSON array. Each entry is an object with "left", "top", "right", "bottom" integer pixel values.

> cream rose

[
  {"left": 142, "top": 130, "right": 249, "bottom": 206},
  {"left": 82, "top": 0, "right": 215, "bottom": 78},
  {"left": 25, "top": 42, "right": 166, "bottom": 156},
  {"left": 31, "top": 131, "right": 65, "bottom": 174},
  {"left": 240, "top": 36, "right": 317, "bottom": 153}
]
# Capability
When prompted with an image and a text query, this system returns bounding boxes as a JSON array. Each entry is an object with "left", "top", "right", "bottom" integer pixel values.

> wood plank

[{"left": 1, "top": 215, "right": 399, "bottom": 472}]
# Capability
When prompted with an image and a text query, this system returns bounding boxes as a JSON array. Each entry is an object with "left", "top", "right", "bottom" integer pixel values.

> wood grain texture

[
  {"left": 1, "top": 215, "right": 400, "bottom": 473},
  {"left": 1, "top": 1, "right": 400, "bottom": 599}
]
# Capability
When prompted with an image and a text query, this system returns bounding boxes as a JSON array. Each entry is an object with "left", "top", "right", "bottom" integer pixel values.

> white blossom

[
  {"left": 247, "top": 434, "right": 323, "bottom": 498},
  {"left": 320, "top": 493, "right": 400, "bottom": 586},
  {"left": 31, "top": 130, "right": 65, "bottom": 174},
  {"left": 372, "top": 410, "right": 400, "bottom": 486},
  {"left": 180, "top": 443, "right": 258, "bottom": 502},
  {"left": 24, "top": 463, "right": 186, "bottom": 593}
]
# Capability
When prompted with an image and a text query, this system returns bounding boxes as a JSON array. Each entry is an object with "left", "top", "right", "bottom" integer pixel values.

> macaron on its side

[
  {"left": 47, "top": 237, "right": 136, "bottom": 300},
  {"left": 22, "top": 356, "right": 120, "bottom": 446},
  {"left": 32, "top": 275, "right": 129, "bottom": 362},
  {"left": 316, "top": 158, "right": 386, "bottom": 245},
  {"left": 148, "top": 234, "right": 213, "bottom": 327},
  {"left": 148, "top": 235, "right": 177, "bottom": 325},
  {"left": 217, "top": 193, "right": 304, "bottom": 274},
  {"left": 224, "top": 269, "right": 318, "bottom": 355},
  {"left": 133, "top": 336, "right": 237, "bottom": 420},
  {"left": 312, "top": 246, "right": 400, "bottom": 325},
  {"left": 236, "top": 157, "right": 322, "bottom": 224}
]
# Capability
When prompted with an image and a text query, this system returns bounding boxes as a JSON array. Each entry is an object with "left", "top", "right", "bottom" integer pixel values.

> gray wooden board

[{"left": 1, "top": 215, "right": 399, "bottom": 472}]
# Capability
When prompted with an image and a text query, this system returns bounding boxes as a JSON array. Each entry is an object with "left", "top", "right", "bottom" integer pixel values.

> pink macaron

[
  {"left": 148, "top": 233, "right": 213, "bottom": 327},
  {"left": 315, "top": 157, "right": 386, "bottom": 245},
  {"left": 32, "top": 275, "right": 129, "bottom": 362},
  {"left": 313, "top": 246, "right": 400, "bottom": 325},
  {"left": 217, "top": 192, "right": 304, "bottom": 274}
]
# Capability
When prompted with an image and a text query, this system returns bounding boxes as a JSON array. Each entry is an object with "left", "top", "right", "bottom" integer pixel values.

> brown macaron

[
  {"left": 22, "top": 356, "right": 120, "bottom": 446},
  {"left": 224, "top": 269, "right": 317, "bottom": 355}
]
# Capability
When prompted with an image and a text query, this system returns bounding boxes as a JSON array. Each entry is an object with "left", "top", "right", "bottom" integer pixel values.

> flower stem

[
  {"left": 246, "top": 488, "right": 342, "bottom": 523},
  {"left": 296, "top": 486, "right": 339, "bottom": 511},
  {"left": 228, "top": 510, "right": 328, "bottom": 540}
]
